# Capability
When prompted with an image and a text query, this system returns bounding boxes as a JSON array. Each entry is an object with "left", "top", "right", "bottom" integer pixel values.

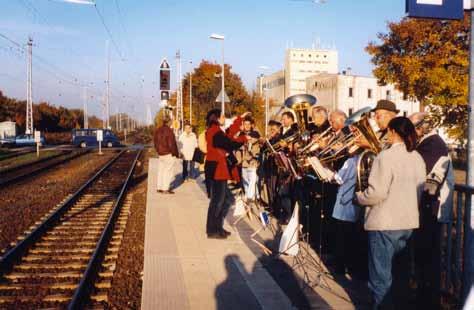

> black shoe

[
  {"left": 157, "top": 190, "right": 164, "bottom": 193},
  {"left": 207, "top": 231, "right": 227, "bottom": 239},
  {"left": 167, "top": 190, "right": 175, "bottom": 194},
  {"left": 221, "top": 228, "right": 231, "bottom": 236}
]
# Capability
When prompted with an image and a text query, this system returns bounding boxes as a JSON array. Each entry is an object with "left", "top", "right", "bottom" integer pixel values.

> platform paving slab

[{"left": 141, "top": 158, "right": 293, "bottom": 310}]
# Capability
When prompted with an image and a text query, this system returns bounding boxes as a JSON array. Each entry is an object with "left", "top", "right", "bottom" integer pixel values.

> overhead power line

[{"left": 94, "top": 3, "right": 124, "bottom": 60}]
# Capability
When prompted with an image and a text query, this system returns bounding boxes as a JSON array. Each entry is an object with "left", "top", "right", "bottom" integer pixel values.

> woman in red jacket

[{"left": 205, "top": 109, "right": 248, "bottom": 239}]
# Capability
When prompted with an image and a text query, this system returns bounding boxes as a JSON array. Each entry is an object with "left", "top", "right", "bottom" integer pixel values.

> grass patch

[{"left": 0, "top": 150, "right": 63, "bottom": 172}]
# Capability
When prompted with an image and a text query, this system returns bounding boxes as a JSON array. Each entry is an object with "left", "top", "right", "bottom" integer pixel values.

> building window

[
  {"left": 309, "top": 54, "right": 312, "bottom": 57},
  {"left": 386, "top": 90, "right": 391, "bottom": 99},
  {"left": 349, "top": 108, "right": 354, "bottom": 116},
  {"left": 368, "top": 89, "right": 372, "bottom": 99},
  {"left": 324, "top": 55, "right": 327, "bottom": 58},
  {"left": 403, "top": 111, "right": 408, "bottom": 117},
  {"left": 349, "top": 87, "right": 353, "bottom": 97},
  {"left": 301, "top": 54, "right": 304, "bottom": 57}
]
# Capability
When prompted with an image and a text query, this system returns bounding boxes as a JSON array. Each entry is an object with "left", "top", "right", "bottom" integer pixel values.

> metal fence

[{"left": 441, "top": 184, "right": 473, "bottom": 306}]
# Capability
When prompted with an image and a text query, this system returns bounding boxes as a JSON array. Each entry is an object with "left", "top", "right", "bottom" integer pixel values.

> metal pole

[
  {"left": 106, "top": 40, "right": 111, "bottom": 129},
  {"left": 464, "top": 9, "right": 474, "bottom": 302},
  {"left": 190, "top": 61, "right": 193, "bottom": 126},
  {"left": 176, "top": 50, "right": 180, "bottom": 132},
  {"left": 83, "top": 86, "right": 88, "bottom": 129},
  {"left": 265, "top": 87, "right": 269, "bottom": 136},
  {"left": 179, "top": 56, "right": 183, "bottom": 129},
  {"left": 26, "top": 38, "right": 33, "bottom": 135},
  {"left": 221, "top": 41, "right": 225, "bottom": 114}
]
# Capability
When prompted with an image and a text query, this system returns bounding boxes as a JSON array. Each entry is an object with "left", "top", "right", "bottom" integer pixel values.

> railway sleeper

[
  {"left": 28, "top": 248, "right": 94, "bottom": 255},
  {"left": 35, "top": 241, "right": 98, "bottom": 247},
  {"left": 13, "top": 262, "right": 87, "bottom": 271},
  {"left": 22, "top": 255, "right": 90, "bottom": 263},
  {"left": 40, "top": 234, "right": 121, "bottom": 242},
  {"left": 48, "top": 227, "right": 103, "bottom": 233},
  {"left": 56, "top": 222, "right": 108, "bottom": 229},
  {"left": 0, "top": 282, "right": 77, "bottom": 291},
  {"left": 4, "top": 271, "right": 82, "bottom": 281}
]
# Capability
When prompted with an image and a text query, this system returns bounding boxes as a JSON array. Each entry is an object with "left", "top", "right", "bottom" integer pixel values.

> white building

[
  {"left": 0, "top": 121, "right": 16, "bottom": 139},
  {"left": 256, "top": 70, "right": 285, "bottom": 108},
  {"left": 257, "top": 47, "right": 338, "bottom": 105},
  {"left": 257, "top": 46, "right": 419, "bottom": 118},
  {"left": 285, "top": 48, "right": 338, "bottom": 97},
  {"left": 306, "top": 73, "right": 419, "bottom": 117}
]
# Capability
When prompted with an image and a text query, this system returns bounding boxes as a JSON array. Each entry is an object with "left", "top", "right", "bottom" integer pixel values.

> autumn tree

[
  {"left": 0, "top": 89, "right": 103, "bottom": 133},
  {"left": 366, "top": 14, "right": 469, "bottom": 141},
  {"left": 169, "top": 60, "right": 264, "bottom": 133}
]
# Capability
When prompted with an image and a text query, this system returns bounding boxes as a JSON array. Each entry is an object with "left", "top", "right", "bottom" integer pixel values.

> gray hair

[
  {"left": 329, "top": 109, "right": 347, "bottom": 121},
  {"left": 408, "top": 112, "right": 432, "bottom": 134}
]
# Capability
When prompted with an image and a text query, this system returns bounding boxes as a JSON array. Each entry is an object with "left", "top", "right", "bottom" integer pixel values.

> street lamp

[
  {"left": 210, "top": 33, "right": 225, "bottom": 114},
  {"left": 189, "top": 60, "right": 193, "bottom": 126},
  {"left": 259, "top": 66, "right": 271, "bottom": 136}
]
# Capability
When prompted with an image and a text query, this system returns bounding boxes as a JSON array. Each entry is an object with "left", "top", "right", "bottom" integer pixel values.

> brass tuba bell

[{"left": 283, "top": 94, "right": 317, "bottom": 132}]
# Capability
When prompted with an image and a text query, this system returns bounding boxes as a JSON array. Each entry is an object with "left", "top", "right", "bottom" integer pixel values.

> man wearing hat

[
  {"left": 355, "top": 99, "right": 399, "bottom": 150},
  {"left": 373, "top": 99, "right": 399, "bottom": 134}
]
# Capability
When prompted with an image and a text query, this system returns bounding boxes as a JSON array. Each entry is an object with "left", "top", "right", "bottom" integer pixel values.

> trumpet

[
  {"left": 265, "top": 132, "right": 300, "bottom": 153},
  {"left": 298, "top": 126, "right": 334, "bottom": 156},
  {"left": 316, "top": 107, "right": 381, "bottom": 164}
]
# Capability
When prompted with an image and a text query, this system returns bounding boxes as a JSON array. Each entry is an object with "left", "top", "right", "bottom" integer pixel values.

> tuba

[{"left": 283, "top": 94, "right": 317, "bottom": 133}]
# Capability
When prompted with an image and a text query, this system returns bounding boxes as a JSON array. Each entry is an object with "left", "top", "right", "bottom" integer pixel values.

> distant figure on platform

[
  {"left": 154, "top": 116, "right": 179, "bottom": 194},
  {"left": 179, "top": 122, "right": 198, "bottom": 182}
]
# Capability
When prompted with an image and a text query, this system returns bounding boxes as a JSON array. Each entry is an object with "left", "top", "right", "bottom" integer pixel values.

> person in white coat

[{"left": 179, "top": 123, "right": 198, "bottom": 182}]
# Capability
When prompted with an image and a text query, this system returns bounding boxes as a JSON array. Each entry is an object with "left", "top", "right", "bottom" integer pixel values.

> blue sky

[{"left": 0, "top": 0, "right": 406, "bottom": 121}]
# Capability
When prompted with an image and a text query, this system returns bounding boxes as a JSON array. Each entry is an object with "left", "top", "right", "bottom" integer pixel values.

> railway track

[
  {"left": 0, "top": 148, "right": 142, "bottom": 309},
  {"left": 0, "top": 149, "right": 91, "bottom": 187}
]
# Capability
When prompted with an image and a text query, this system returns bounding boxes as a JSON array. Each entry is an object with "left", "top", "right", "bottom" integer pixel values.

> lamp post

[
  {"left": 189, "top": 60, "right": 193, "bottom": 126},
  {"left": 259, "top": 66, "right": 271, "bottom": 136},
  {"left": 210, "top": 33, "right": 225, "bottom": 114}
]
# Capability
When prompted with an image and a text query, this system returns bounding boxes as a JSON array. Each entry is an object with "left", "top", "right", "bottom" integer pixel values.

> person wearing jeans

[
  {"left": 179, "top": 123, "right": 198, "bottom": 182},
  {"left": 356, "top": 116, "right": 426, "bottom": 309}
]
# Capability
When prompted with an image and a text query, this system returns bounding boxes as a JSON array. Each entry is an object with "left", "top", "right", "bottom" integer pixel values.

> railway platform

[{"left": 141, "top": 158, "right": 368, "bottom": 310}]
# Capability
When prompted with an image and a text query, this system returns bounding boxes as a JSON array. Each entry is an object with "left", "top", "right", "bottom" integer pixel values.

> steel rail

[
  {"left": 0, "top": 149, "right": 125, "bottom": 272},
  {"left": 68, "top": 148, "right": 142, "bottom": 309}
]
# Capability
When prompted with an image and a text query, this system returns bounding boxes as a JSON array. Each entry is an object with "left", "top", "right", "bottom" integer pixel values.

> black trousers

[
  {"left": 334, "top": 219, "right": 356, "bottom": 273},
  {"left": 415, "top": 206, "right": 442, "bottom": 309},
  {"left": 206, "top": 180, "right": 234, "bottom": 234},
  {"left": 182, "top": 160, "right": 191, "bottom": 180}
]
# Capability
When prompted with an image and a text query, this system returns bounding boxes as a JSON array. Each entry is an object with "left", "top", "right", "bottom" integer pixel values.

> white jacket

[
  {"left": 430, "top": 155, "right": 454, "bottom": 223},
  {"left": 178, "top": 132, "right": 198, "bottom": 161}
]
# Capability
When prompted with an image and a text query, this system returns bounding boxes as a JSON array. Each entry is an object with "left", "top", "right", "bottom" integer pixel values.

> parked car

[
  {"left": 72, "top": 128, "right": 120, "bottom": 148},
  {"left": 15, "top": 134, "right": 45, "bottom": 146},
  {"left": 0, "top": 136, "right": 15, "bottom": 147}
]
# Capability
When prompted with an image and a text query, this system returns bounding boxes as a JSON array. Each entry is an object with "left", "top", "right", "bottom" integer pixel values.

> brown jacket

[{"left": 154, "top": 125, "right": 179, "bottom": 157}]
